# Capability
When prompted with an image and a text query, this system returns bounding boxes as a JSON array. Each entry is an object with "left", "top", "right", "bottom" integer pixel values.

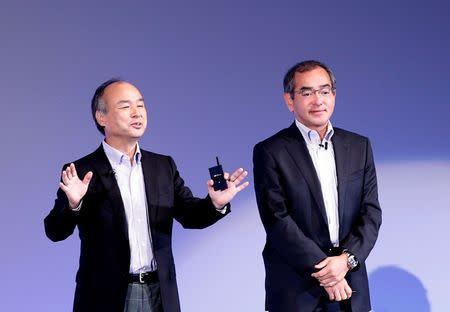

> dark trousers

[
  {"left": 123, "top": 281, "right": 163, "bottom": 312},
  {"left": 313, "top": 298, "right": 352, "bottom": 312}
]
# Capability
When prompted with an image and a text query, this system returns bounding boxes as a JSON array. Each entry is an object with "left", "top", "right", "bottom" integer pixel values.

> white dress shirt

[
  {"left": 102, "top": 141, "right": 157, "bottom": 273},
  {"left": 295, "top": 119, "right": 340, "bottom": 246}
]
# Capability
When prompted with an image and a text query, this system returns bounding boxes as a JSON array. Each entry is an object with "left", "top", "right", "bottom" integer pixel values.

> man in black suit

[
  {"left": 44, "top": 79, "right": 249, "bottom": 312},
  {"left": 253, "top": 60, "right": 382, "bottom": 312}
]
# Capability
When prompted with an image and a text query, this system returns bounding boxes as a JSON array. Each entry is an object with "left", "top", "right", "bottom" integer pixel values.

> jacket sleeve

[
  {"left": 340, "top": 139, "right": 382, "bottom": 262},
  {"left": 169, "top": 156, "right": 229, "bottom": 229},
  {"left": 253, "top": 142, "right": 327, "bottom": 275}
]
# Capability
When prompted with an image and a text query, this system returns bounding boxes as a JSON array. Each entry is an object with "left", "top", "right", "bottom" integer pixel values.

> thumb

[
  {"left": 314, "top": 258, "right": 329, "bottom": 269},
  {"left": 83, "top": 171, "right": 93, "bottom": 185}
]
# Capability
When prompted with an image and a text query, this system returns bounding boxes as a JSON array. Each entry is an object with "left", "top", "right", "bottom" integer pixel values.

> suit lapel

[
  {"left": 331, "top": 130, "right": 350, "bottom": 237},
  {"left": 141, "top": 151, "right": 159, "bottom": 225},
  {"left": 284, "top": 123, "right": 328, "bottom": 225},
  {"left": 89, "top": 145, "right": 129, "bottom": 241}
]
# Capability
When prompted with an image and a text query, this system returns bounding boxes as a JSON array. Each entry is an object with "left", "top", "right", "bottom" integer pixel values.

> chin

[
  {"left": 132, "top": 128, "right": 146, "bottom": 135},
  {"left": 313, "top": 117, "right": 329, "bottom": 124},
  {"left": 133, "top": 132, "right": 145, "bottom": 138}
]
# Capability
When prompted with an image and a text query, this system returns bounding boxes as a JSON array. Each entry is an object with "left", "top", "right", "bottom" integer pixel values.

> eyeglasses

[{"left": 293, "top": 85, "right": 335, "bottom": 98}]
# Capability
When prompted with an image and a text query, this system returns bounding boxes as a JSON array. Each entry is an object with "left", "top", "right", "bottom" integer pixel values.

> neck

[
  {"left": 105, "top": 137, "right": 138, "bottom": 161},
  {"left": 297, "top": 119, "right": 329, "bottom": 141},
  {"left": 316, "top": 124, "right": 328, "bottom": 141}
]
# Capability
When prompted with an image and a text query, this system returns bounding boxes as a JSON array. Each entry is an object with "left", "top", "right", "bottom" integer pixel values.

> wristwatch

[{"left": 343, "top": 250, "right": 359, "bottom": 271}]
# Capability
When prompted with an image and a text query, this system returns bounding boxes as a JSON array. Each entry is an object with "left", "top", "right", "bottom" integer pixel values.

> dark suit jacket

[
  {"left": 253, "top": 123, "right": 382, "bottom": 312},
  {"left": 45, "top": 146, "right": 228, "bottom": 312}
]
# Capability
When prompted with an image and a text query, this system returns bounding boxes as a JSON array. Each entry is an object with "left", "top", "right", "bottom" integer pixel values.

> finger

[
  {"left": 321, "top": 280, "right": 332, "bottom": 287},
  {"left": 339, "top": 285, "right": 348, "bottom": 300},
  {"left": 314, "top": 258, "right": 329, "bottom": 270},
  {"left": 66, "top": 164, "right": 72, "bottom": 179},
  {"left": 326, "top": 288, "right": 335, "bottom": 301},
  {"left": 207, "top": 180, "right": 216, "bottom": 192},
  {"left": 223, "top": 172, "right": 230, "bottom": 181},
  {"left": 61, "top": 170, "right": 69, "bottom": 185},
  {"left": 228, "top": 168, "right": 244, "bottom": 182},
  {"left": 316, "top": 269, "right": 332, "bottom": 278},
  {"left": 63, "top": 167, "right": 70, "bottom": 180},
  {"left": 312, "top": 267, "right": 329, "bottom": 279},
  {"left": 325, "top": 276, "right": 339, "bottom": 286},
  {"left": 66, "top": 164, "right": 74, "bottom": 179},
  {"left": 235, "top": 181, "right": 249, "bottom": 192},
  {"left": 83, "top": 171, "right": 93, "bottom": 185},
  {"left": 334, "top": 289, "right": 342, "bottom": 301},
  {"left": 320, "top": 277, "right": 335, "bottom": 286},
  {"left": 344, "top": 284, "right": 352, "bottom": 298},
  {"left": 59, "top": 182, "right": 68, "bottom": 193},
  {"left": 232, "top": 170, "right": 248, "bottom": 185},
  {"left": 70, "top": 163, "right": 78, "bottom": 178}
]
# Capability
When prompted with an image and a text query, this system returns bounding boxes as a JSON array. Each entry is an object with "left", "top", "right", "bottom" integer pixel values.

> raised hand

[
  {"left": 207, "top": 168, "right": 249, "bottom": 209},
  {"left": 59, "top": 163, "right": 93, "bottom": 209}
]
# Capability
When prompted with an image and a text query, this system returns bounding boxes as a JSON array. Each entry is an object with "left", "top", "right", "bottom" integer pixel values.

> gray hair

[{"left": 283, "top": 60, "right": 336, "bottom": 98}]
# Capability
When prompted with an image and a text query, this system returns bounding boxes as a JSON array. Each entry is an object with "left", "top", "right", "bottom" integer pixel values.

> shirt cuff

[
  {"left": 215, "top": 204, "right": 229, "bottom": 214},
  {"left": 69, "top": 200, "right": 83, "bottom": 212}
]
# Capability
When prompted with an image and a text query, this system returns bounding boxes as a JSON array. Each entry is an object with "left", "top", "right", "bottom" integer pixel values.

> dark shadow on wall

[{"left": 369, "top": 266, "right": 430, "bottom": 312}]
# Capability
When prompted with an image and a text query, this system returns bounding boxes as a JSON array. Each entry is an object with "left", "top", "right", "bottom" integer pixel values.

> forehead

[
  {"left": 102, "top": 82, "right": 143, "bottom": 104},
  {"left": 293, "top": 67, "right": 332, "bottom": 88}
]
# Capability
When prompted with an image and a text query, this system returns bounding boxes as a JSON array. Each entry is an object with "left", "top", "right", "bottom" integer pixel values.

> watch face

[{"left": 348, "top": 255, "right": 358, "bottom": 269}]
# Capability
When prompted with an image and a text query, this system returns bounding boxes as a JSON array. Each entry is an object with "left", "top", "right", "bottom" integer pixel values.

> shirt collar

[
  {"left": 295, "top": 119, "right": 334, "bottom": 145},
  {"left": 102, "top": 140, "right": 142, "bottom": 165}
]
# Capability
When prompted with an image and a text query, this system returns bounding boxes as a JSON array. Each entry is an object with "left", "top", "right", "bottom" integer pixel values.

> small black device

[
  {"left": 208, "top": 157, "right": 228, "bottom": 191},
  {"left": 319, "top": 142, "right": 328, "bottom": 150}
]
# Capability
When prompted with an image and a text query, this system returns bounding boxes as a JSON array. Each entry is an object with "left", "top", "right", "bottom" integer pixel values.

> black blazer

[
  {"left": 45, "top": 146, "right": 228, "bottom": 312},
  {"left": 253, "top": 123, "right": 382, "bottom": 312}
]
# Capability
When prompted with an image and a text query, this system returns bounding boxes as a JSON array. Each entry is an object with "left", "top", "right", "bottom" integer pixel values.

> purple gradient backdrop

[{"left": 1, "top": 0, "right": 449, "bottom": 311}]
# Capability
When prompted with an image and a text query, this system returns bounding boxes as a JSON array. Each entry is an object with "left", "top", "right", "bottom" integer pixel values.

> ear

[
  {"left": 283, "top": 93, "right": 295, "bottom": 112},
  {"left": 95, "top": 111, "right": 106, "bottom": 127}
]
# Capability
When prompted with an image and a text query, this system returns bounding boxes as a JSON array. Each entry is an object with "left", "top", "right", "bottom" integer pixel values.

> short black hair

[
  {"left": 283, "top": 60, "right": 336, "bottom": 98},
  {"left": 91, "top": 78, "right": 123, "bottom": 135}
]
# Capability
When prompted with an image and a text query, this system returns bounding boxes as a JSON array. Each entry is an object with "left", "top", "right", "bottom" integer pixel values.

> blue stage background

[{"left": 1, "top": 1, "right": 449, "bottom": 311}]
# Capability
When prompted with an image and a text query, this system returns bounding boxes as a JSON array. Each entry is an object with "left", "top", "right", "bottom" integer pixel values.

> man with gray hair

[{"left": 253, "top": 60, "right": 381, "bottom": 311}]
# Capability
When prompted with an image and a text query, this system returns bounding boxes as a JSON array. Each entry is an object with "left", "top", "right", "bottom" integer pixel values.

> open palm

[
  {"left": 59, "top": 163, "right": 93, "bottom": 209},
  {"left": 208, "top": 168, "right": 249, "bottom": 208}
]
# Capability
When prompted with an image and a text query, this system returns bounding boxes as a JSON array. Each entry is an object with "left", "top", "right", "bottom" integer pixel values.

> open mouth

[{"left": 131, "top": 122, "right": 143, "bottom": 128}]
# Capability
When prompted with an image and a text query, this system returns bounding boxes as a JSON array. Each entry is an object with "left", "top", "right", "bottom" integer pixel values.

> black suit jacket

[
  {"left": 253, "top": 123, "right": 382, "bottom": 312},
  {"left": 45, "top": 146, "right": 228, "bottom": 312}
]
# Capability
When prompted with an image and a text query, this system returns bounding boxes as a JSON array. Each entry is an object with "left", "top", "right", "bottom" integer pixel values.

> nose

[
  {"left": 311, "top": 93, "right": 324, "bottom": 106},
  {"left": 130, "top": 105, "right": 141, "bottom": 118}
]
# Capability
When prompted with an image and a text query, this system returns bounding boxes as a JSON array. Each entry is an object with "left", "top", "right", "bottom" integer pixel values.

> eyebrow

[
  {"left": 116, "top": 98, "right": 145, "bottom": 105},
  {"left": 299, "top": 84, "right": 331, "bottom": 90}
]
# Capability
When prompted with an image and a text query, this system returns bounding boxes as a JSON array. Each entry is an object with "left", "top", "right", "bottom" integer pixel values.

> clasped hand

[{"left": 311, "top": 254, "right": 352, "bottom": 301}]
